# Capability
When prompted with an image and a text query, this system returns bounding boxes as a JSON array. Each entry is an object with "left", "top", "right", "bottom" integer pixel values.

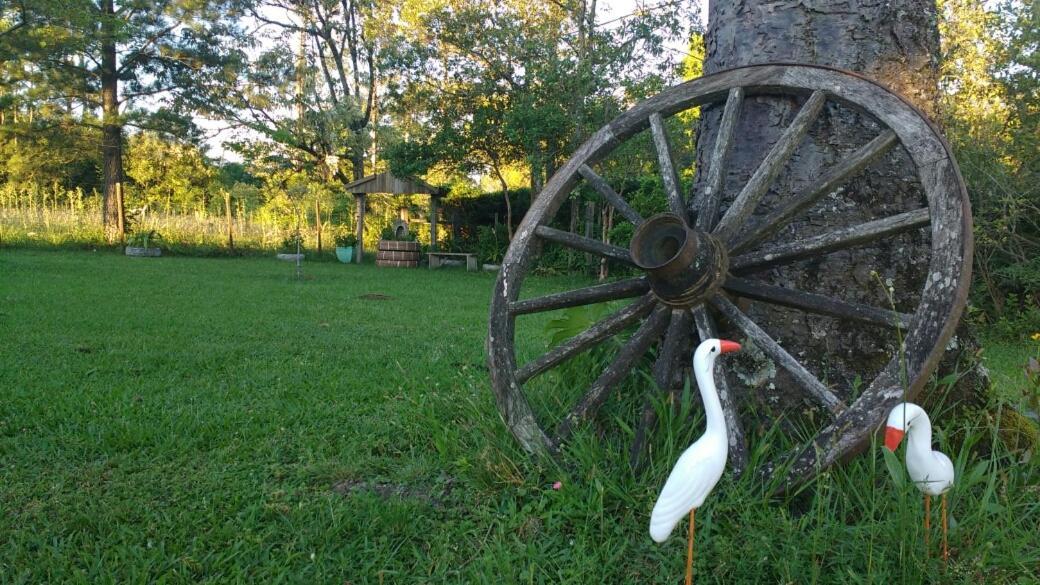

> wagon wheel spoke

[
  {"left": 555, "top": 305, "right": 671, "bottom": 446},
  {"left": 509, "top": 277, "right": 650, "bottom": 316},
  {"left": 723, "top": 277, "right": 912, "bottom": 329},
  {"left": 692, "top": 305, "right": 749, "bottom": 474},
  {"left": 630, "top": 309, "right": 692, "bottom": 471},
  {"left": 711, "top": 295, "right": 846, "bottom": 414},
  {"left": 731, "top": 208, "right": 930, "bottom": 272},
  {"left": 535, "top": 225, "right": 635, "bottom": 266},
  {"left": 649, "top": 113, "right": 687, "bottom": 219},
  {"left": 653, "top": 310, "right": 693, "bottom": 407},
  {"left": 692, "top": 87, "right": 744, "bottom": 231},
  {"left": 730, "top": 130, "right": 900, "bottom": 254},
  {"left": 714, "top": 90, "right": 827, "bottom": 241},
  {"left": 579, "top": 165, "right": 644, "bottom": 225},
  {"left": 515, "top": 294, "right": 656, "bottom": 384}
]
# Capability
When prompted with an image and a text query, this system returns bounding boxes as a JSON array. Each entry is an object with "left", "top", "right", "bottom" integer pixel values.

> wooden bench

[{"left": 428, "top": 252, "right": 478, "bottom": 271}]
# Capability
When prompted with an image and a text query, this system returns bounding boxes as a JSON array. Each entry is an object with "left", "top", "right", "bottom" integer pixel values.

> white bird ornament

[
  {"left": 883, "top": 402, "right": 955, "bottom": 561},
  {"left": 650, "top": 338, "right": 740, "bottom": 585}
]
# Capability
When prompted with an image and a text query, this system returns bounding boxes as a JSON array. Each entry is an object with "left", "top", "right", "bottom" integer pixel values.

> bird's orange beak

[
  {"left": 884, "top": 426, "right": 905, "bottom": 451},
  {"left": 719, "top": 340, "right": 741, "bottom": 354}
]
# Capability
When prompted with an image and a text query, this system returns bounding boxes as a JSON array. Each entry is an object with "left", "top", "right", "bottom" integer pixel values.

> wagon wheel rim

[{"left": 486, "top": 64, "right": 972, "bottom": 491}]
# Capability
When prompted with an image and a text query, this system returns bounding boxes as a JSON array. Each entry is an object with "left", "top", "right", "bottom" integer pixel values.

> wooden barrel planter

[{"left": 376, "top": 240, "right": 420, "bottom": 267}]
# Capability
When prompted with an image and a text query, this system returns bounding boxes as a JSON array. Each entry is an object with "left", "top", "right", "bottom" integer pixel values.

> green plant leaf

[
  {"left": 964, "top": 460, "right": 989, "bottom": 487},
  {"left": 882, "top": 446, "right": 905, "bottom": 489}
]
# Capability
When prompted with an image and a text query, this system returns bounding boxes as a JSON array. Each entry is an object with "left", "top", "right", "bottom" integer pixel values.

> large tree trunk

[
  {"left": 100, "top": 0, "right": 124, "bottom": 242},
  {"left": 704, "top": 1, "right": 940, "bottom": 112},
  {"left": 697, "top": 2, "right": 980, "bottom": 437}
]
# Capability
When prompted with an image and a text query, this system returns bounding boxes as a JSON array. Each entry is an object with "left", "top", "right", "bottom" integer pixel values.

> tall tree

[
  {"left": 998, "top": 0, "right": 1038, "bottom": 173},
  {"left": 0, "top": 0, "right": 243, "bottom": 240},
  {"left": 200, "top": 0, "right": 384, "bottom": 184},
  {"left": 124, "top": 132, "right": 216, "bottom": 215},
  {"left": 385, "top": 0, "right": 692, "bottom": 208},
  {"left": 938, "top": 0, "right": 1040, "bottom": 314},
  {"left": 696, "top": 0, "right": 981, "bottom": 478}
]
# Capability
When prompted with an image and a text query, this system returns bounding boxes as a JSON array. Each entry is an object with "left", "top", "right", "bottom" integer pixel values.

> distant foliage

[
  {"left": 938, "top": 0, "right": 1040, "bottom": 332},
  {"left": 125, "top": 134, "right": 217, "bottom": 216},
  {"left": 474, "top": 225, "right": 507, "bottom": 264},
  {"left": 334, "top": 233, "right": 357, "bottom": 248},
  {"left": 280, "top": 230, "right": 304, "bottom": 253},
  {"left": 441, "top": 188, "right": 532, "bottom": 240},
  {"left": 125, "top": 230, "right": 162, "bottom": 249}
]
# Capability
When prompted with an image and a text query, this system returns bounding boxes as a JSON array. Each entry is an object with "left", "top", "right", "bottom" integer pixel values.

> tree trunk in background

[
  {"left": 697, "top": 1, "right": 981, "bottom": 417},
  {"left": 354, "top": 193, "right": 365, "bottom": 263},
  {"left": 224, "top": 191, "right": 234, "bottom": 249},
  {"left": 583, "top": 200, "right": 595, "bottom": 275},
  {"left": 351, "top": 152, "right": 365, "bottom": 182},
  {"left": 100, "top": 0, "right": 125, "bottom": 242},
  {"left": 493, "top": 164, "right": 514, "bottom": 241},
  {"left": 599, "top": 204, "right": 613, "bottom": 281},
  {"left": 530, "top": 154, "right": 544, "bottom": 196},
  {"left": 569, "top": 198, "right": 580, "bottom": 268},
  {"left": 314, "top": 199, "right": 322, "bottom": 254}
]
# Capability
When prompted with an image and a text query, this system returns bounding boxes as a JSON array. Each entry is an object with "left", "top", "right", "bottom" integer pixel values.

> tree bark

[
  {"left": 569, "top": 197, "right": 580, "bottom": 268},
  {"left": 698, "top": 1, "right": 978, "bottom": 421},
  {"left": 224, "top": 191, "right": 234, "bottom": 249},
  {"left": 530, "top": 155, "right": 544, "bottom": 196},
  {"left": 100, "top": 0, "right": 125, "bottom": 242},
  {"left": 492, "top": 163, "right": 513, "bottom": 241},
  {"left": 354, "top": 193, "right": 365, "bottom": 263},
  {"left": 351, "top": 152, "right": 365, "bottom": 182},
  {"left": 583, "top": 200, "right": 596, "bottom": 275},
  {"left": 704, "top": 1, "right": 940, "bottom": 114},
  {"left": 314, "top": 198, "right": 322, "bottom": 254},
  {"left": 599, "top": 204, "right": 613, "bottom": 281}
]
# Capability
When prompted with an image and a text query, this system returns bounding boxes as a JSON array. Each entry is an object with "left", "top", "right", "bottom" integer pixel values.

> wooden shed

[{"left": 342, "top": 171, "right": 446, "bottom": 264}]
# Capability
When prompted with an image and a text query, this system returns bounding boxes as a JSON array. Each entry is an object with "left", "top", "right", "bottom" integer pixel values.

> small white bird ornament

[
  {"left": 884, "top": 402, "right": 955, "bottom": 561},
  {"left": 650, "top": 338, "right": 741, "bottom": 585}
]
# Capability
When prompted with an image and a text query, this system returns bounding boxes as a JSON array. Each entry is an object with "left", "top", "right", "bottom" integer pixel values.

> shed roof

[{"left": 342, "top": 171, "right": 445, "bottom": 196}]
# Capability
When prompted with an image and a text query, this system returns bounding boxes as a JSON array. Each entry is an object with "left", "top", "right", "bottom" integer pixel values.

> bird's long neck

[
  {"left": 693, "top": 356, "right": 726, "bottom": 439},
  {"left": 906, "top": 411, "right": 934, "bottom": 461}
]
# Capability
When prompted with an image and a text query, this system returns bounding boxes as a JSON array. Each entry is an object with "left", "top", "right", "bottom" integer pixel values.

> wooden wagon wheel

[{"left": 486, "top": 64, "right": 971, "bottom": 490}]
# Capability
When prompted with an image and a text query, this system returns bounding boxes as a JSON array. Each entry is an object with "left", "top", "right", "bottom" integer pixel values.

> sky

[{"left": 199, "top": 0, "right": 707, "bottom": 163}]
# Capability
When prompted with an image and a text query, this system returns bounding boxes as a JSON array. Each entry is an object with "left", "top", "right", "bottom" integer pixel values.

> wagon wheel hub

[{"left": 630, "top": 213, "right": 729, "bottom": 308}]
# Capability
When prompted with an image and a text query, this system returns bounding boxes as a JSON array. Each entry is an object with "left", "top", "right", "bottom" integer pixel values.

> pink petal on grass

[{"left": 552, "top": 481, "right": 562, "bottom": 490}]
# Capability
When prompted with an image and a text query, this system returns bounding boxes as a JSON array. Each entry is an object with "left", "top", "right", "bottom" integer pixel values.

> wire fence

[{"left": 0, "top": 205, "right": 316, "bottom": 253}]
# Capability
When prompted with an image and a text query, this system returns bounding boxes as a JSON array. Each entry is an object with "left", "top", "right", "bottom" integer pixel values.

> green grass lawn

[{"left": 1, "top": 250, "right": 1037, "bottom": 583}]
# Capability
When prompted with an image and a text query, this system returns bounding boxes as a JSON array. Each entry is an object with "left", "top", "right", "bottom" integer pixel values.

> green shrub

[
  {"left": 334, "top": 233, "right": 357, "bottom": 247},
  {"left": 126, "top": 230, "right": 162, "bottom": 248},
  {"left": 475, "top": 225, "right": 507, "bottom": 264},
  {"left": 379, "top": 226, "right": 417, "bottom": 242},
  {"left": 280, "top": 230, "right": 304, "bottom": 252}
]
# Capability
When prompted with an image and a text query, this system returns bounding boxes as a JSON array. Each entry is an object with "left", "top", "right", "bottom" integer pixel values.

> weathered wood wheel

[{"left": 486, "top": 64, "right": 971, "bottom": 490}]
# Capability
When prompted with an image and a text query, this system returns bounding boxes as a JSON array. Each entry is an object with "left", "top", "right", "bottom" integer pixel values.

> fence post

[
  {"left": 314, "top": 198, "right": 322, "bottom": 254},
  {"left": 224, "top": 190, "right": 234, "bottom": 249}
]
